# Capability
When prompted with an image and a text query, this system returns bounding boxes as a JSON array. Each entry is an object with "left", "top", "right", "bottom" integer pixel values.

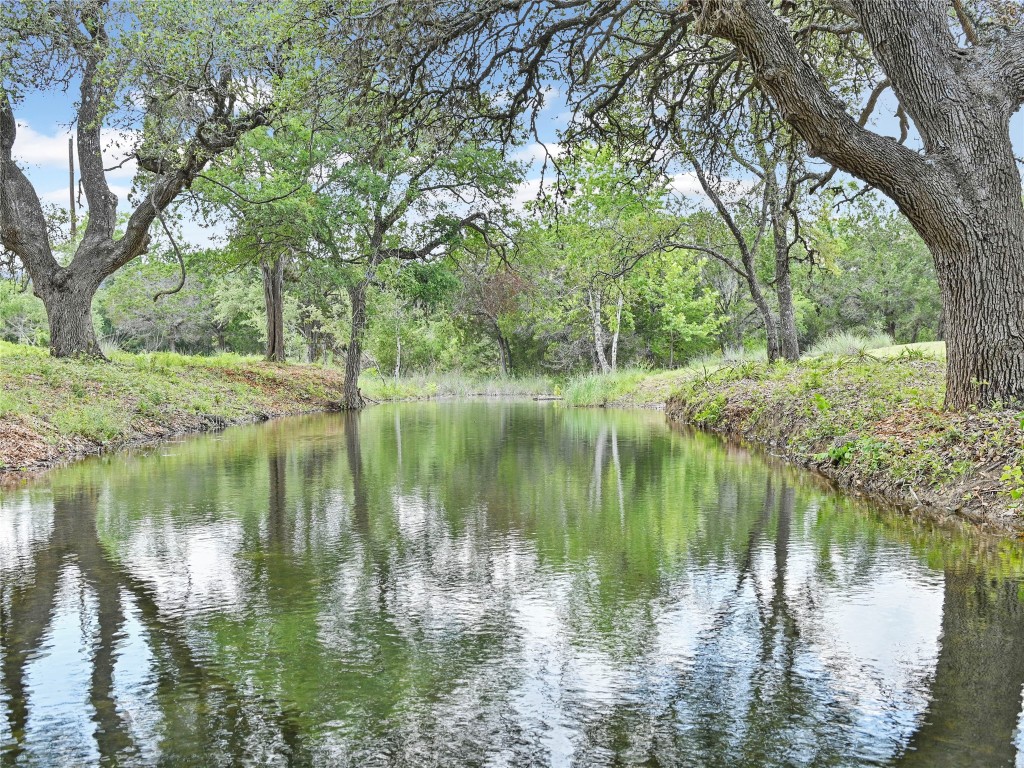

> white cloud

[
  {"left": 13, "top": 121, "right": 139, "bottom": 180},
  {"left": 39, "top": 184, "right": 133, "bottom": 206},
  {"left": 512, "top": 142, "right": 564, "bottom": 168},
  {"left": 668, "top": 171, "right": 755, "bottom": 203},
  {"left": 12, "top": 122, "right": 73, "bottom": 168},
  {"left": 668, "top": 172, "right": 706, "bottom": 198},
  {"left": 509, "top": 177, "right": 547, "bottom": 212}
]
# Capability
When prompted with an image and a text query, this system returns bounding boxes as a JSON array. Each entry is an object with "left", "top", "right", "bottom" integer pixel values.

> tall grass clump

[
  {"left": 561, "top": 368, "right": 652, "bottom": 407},
  {"left": 807, "top": 330, "right": 894, "bottom": 358},
  {"left": 360, "top": 371, "right": 554, "bottom": 401}
]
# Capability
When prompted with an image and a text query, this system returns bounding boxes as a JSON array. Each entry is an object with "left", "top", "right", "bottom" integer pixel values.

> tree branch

[
  {"left": 0, "top": 96, "right": 60, "bottom": 283},
  {"left": 699, "top": 0, "right": 936, "bottom": 212}
]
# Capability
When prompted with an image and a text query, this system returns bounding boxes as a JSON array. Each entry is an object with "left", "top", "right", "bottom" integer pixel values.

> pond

[{"left": 2, "top": 401, "right": 1024, "bottom": 767}]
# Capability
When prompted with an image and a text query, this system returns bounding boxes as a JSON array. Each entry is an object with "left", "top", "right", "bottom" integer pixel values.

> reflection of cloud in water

[
  {"left": 117, "top": 520, "right": 244, "bottom": 616},
  {"left": 21, "top": 566, "right": 99, "bottom": 765},
  {"left": 0, "top": 498, "right": 53, "bottom": 582}
]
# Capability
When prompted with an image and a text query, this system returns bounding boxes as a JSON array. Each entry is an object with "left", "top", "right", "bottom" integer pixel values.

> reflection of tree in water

[
  {"left": 898, "top": 568, "right": 1024, "bottom": 767},
  {"left": 0, "top": 483, "right": 309, "bottom": 766},
  {"left": 4, "top": 404, "right": 1024, "bottom": 766}
]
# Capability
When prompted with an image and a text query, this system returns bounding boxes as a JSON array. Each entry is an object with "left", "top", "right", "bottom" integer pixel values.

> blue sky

[{"left": 8, "top": 77, "right": 1024, "bottom": 249}]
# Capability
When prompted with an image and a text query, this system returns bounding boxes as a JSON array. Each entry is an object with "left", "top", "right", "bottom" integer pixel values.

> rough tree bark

[
  {"left": 261, "top": 255, "right": 287, "bottom": 362},
  {"left": 342, "top": 280, "right": 368, "bottom": 410},
  {"left": 771, "top": 214, "right": 800, "bottom": 363},
  {"left": 703, "top": 0, "right": 1024, "bottom": 407}
]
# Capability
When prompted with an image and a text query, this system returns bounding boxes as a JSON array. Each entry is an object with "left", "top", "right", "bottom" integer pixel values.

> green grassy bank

[
  {"left": 663, "top": 350, "right": 1024, "bottom": 532},
  {"left": 0, "top": 341, "right": 552, "bottom": 474}
]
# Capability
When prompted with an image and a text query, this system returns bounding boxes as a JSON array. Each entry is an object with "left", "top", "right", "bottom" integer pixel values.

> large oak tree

[
  {"left": 0, "top": 0, "right": 320, "bottom": 358},
  {"left": 358, "top": 0, "right": 1024, "bottom": 409}
]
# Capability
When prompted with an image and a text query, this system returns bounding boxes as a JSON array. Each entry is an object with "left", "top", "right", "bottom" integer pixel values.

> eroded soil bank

[
  {"left": 664, "top": 355, "right": 1024, "bottom": 535},
  {"left": 0, "top": 348, "right": 352, "bottom": 479}
]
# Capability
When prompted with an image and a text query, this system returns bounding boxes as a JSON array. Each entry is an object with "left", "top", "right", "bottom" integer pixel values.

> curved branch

[{"left": 152, "top": 208, "right": 187, "bottom": 302}]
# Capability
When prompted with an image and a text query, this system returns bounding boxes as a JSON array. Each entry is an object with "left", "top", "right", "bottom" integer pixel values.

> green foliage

[
  {"left": 802, "top": 197, "right": 941, "bottom": 346},
  {"left": 0, "top": 280, "right": 47, "bottom": 346},
  {"left": 1001, "top": 464, "right": 1024, "bottom": 505}
]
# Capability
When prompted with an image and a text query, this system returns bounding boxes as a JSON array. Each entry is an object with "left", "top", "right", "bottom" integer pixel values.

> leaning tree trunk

[
  {"left": 261, "top": 255, "right": 286, "bottom": 363},
  {"left": 746, "top": 277, "right": 780, "bottom": 364},
  {"left": 35, "top": 271, "right": 104, "bottom": 358},
  {"left": 495, "top": 325, "right": 512, "bottom": 377},
  {"left": 342, "top": 281, "right": 368, "bottom": 410}
]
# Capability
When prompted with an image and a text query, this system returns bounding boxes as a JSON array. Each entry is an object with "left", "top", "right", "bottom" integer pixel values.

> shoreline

[
  {"left": 0, "top": 345, "right": 554, "bottom": 480},
  {"left": 3, "top": 344, "right": 1022, "bottom": 538},
  {"left": 660, "top": 357, "right": 1024, "bottom": 537}
]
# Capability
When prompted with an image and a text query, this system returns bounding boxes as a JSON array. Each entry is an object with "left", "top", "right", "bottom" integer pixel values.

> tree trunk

[
  {"left": 342, "top": 281, "right": 368, "bottom": 410},
  {"left": 495, "top": 327, "right": 512, "bottom": 377},
  {"left": 930, "top": 200, "right": 1024, "bottom": 410},
  {"left": 610, "top": 288, "right": 623, "bottom": 372},
  {"left": 394, "top": 333, "right": 401, "bottom": 380},
  {"left": 773, "top": 240, "right": 800, "bottom": 362},
  {"left": 36, "top": 275, "right": 103, "bottom": 358},
  {"left": 589, "top": 289, "right": 611, "bottom": 374},
  {"left": 261, "top": 255, "right": 286, "bottom": 362},
  {"left": 748, "top": 282, "right": 780, "bottom": 363}
]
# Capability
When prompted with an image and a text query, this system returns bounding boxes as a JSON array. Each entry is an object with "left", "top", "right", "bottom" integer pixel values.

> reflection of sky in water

[
  {"left": 1, "top": 404, "right": 1023, "bottom": 766},
  {"left": 0, "top": 496, "right": 53, "bottom": 581},
  {"left": 22, "top": 566, "right": 99, "bottom": 766}
]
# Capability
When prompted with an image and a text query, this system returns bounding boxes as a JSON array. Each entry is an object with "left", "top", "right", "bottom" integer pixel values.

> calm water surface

[{"left": 2, "top": 402, "right": 1024, "bottom": 767}]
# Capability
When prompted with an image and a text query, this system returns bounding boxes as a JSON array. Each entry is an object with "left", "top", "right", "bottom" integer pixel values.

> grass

[
  {"left": 0, "top": 342, "right": 556, "bottom": 472},
  {"left": 0, "top": 341, "right": 355, "bottom": 470},
  {"left": 664, "top": 352, "right": 1024, "bottom": 529},
  {"left": 806, "top": 330, "right": 895, "bottom": 357},
  {"left": 360, "top": 370, "right": 553, "bottom": 401},
  {"left": 561, "top": 368, "right": 654, "bottom": 407},
  {"left": 555, "top": 334, "right": 1024, "bottom": 529}
]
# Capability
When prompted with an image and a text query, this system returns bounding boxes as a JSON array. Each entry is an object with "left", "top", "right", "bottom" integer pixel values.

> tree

[
  {"left": 312, "top": 125, "right": 522, "bottom": 408},
  {"left": 804, "top": 196, "right": 942, "bottom": 345},
  {"left": 367, "top": 1, "right": 1024, "bottom": 408},
  {"left": 98, "top": 257, "right": 216, "bottom": 353},
  {"left": 627, "top": 248, "right": 723, "bottom": 368},
  {"left": 0, "top": 1, "right": 318, "bottom": 358},
  {"left": 456, "top": 251, "right": 529, "bottom": 377},
  {"left": 196, "top": 119, "right": 334, "bottom": 362},
  {"left": 524, "top": 145, "right": 686, "bottom": 373}
]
